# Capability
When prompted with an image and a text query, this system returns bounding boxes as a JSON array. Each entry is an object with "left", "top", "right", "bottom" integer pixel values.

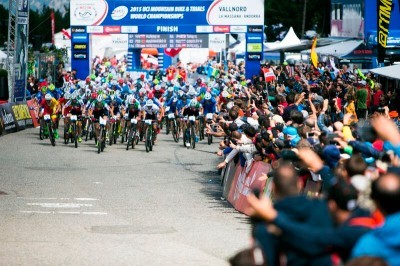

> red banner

[
  {"left": 26, "top": 100, "right": 40, "bottom": 128},
  {"left": 228, "top": 162, "right": 271, "bottom": 215}
]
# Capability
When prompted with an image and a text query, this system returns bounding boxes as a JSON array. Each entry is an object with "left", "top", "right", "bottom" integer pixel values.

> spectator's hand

[
  {"left": 334, "top": 138, "right": 348, "bottom": 149},
  {"left": 217, "top": 161, "right": 227, "bottom": 169},
  {"left": 322, "top": 99, "right": 329, "bottom": 112},
  {"left": 229, "top": 141, "right": 237, "bottom": 149},
  {"left": 296, "top": 148, "right": 324, "bottom": 173},
  {"left": 371, "top": 115, "right": 400, "bottom": 145},
  {"left": 247, "top": 193, "right": 277, "bottom": 222}
]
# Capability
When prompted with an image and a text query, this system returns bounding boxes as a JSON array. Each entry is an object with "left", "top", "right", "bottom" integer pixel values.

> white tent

[
  {"left": 264, "top": 27, "right": 306, "bottom": 51},
  {"left": 369, "top": 64, "right": 400, "bottom": 80},
  {"left": 0, "top": 50, "right": 6, "bottom": 60},
  {"left": 301, "top": 40, "right": 363, "bottom": 58}
]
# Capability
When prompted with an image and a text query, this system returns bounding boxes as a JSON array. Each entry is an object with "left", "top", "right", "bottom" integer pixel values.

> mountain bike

[
  {"left": 41, "top": 114, "right": 56, "bottom": 146},
  {"left": 144, "top": 119, "right": 156, "bottom": 152},
  {"left": 120, "top": 113, "right": 130, "bottom": 144},
  {"left": 167, "top": 112, "right": 180, "bottom": 143},
  {"left": 183, "top": 116, "right": 196, "bottom": 149},
  {"left": 96, "top": 117, "right": 107, "bottom": 154},
  {"left": 126, "top": 118, "right": 140, "bottom": 150}
]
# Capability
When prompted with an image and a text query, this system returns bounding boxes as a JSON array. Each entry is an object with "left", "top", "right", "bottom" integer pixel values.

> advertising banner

[
  {"left": 228, "top": 162, "right": 271, "bottom": 215},
  {"left": 0, "top": 103, "right": 18, "bottom": 134},
  {"left": 377, "top": 0, "right": 394, "bottom": 63},
  {"left": 26, "top": 100, "right": 40, "bottom": 128},
  {"left": 70, "top": 0, "right": 264, "bottom": 27},
  {"left": 11, "top": 102, "right": 33, "bottom": 130}
]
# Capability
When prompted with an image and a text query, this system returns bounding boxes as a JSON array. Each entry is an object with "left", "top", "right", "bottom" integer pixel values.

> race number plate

[
  {"left": 168, "top": 113, "right": 175, "bottom": 119},
  {"left": 70, "top": 115, "right": 77, "bottom": 121},
  {"left": 206, "top": 113, "right": 213, "bottom": 120},
  {"left": 189, "top": 116, "right": 196, "bottom": 122},
  {"left": 44, "top": 114, "right": 51, "bottom": 120},
  {"left": 99, "top": 117, "right": 107, "bottom": 126},
  {"left": 131, "top": 118, "right": 137, "bottom": 124},
  {"left": 145, "top": 119, "right": 152, "bottom": 125}
]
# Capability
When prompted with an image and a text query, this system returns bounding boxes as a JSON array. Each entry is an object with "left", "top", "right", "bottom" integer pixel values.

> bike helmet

[
  {"left": 204, "top": 92, "right": 212, "bottom": 101},
  {"left": 64, "top": 92, "right": 71, "bottom": 100},
  {"left": 188, "top": 87, "right": 196, "bottom": 96},
  {"left": 97, "top": 95, "right": 103, "bottom": 102},
  {"left": 118, "top": 78, "right": 124, "bottom": 84},
  {"left": 146, "top": 99, "right": 153, "bottom": 107},
  {"left": 91, "top": 92, "right": 98, "bottom": 100},
  {"left": 41, "top": 86, "right": 48, "bottom": 94},
  {"left": 190, "top": 100, "right": 198, "bottom": 108},
  {"left": 129, "top": 96, "right": 136, "bottom": 104},
  {"left": 45, "top": 93, "right": 52, "bottom": 100},
  {"left": 95, "top": 77, "right": 101, "bottom": 83},
  {"left": 155, "top": 85, "right": 161, "bottom": 91},
  {"left": 167, "top": 86, "right": 174, "bottom": 92},
  {"left": 148, "top": 92, "right": 154, "bottom": 99}
]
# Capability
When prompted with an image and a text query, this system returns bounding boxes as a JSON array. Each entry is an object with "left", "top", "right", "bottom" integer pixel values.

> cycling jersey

[
  {"left": 40, "top": 98, "right": 59, "bottom": 115},
  {"left": 201, "top": 98, "right": 217, "bottom": 115},
  {"left": 64, "top": 99, "right": 84, "bottom": 115}
]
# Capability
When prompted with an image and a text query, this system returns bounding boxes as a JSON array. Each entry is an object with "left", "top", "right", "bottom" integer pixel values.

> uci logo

[
  {"left": 75, "top": 7, "right": 97, "bottom": 20},
  {"left": 111, "top": 6, "right": 128, "bottom": 20}
]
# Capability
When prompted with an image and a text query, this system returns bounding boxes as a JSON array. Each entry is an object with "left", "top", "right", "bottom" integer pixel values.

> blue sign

[{"left": 71, "top": 0, "right": 264, "bottom": 29}]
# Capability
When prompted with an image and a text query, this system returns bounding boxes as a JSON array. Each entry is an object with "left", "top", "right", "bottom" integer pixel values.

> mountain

[{"left": 0, "top": 0, "right": 69, "bottom": 16}]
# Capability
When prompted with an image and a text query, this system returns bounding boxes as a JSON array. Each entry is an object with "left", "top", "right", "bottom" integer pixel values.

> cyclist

[
  {"left": 39, "top": 93, "right": 61, "bottom": 139},
  {"left": 88, "top": 94, "right": 110, "bottom": 146},
  {"left": 141, "top": 99, "right": 160, "bottom": 142},
  {"left": 182, "top": 99, "right": 203, "bottom": 146},
  {"left": 121, "top": 96, "right": 142, "bottom": 137},
  {"left": 63, "top": 93, "right": 85, "bottom": 142},
  {"left": 201, "top": 92, "right": 217, "bottom": 116}
]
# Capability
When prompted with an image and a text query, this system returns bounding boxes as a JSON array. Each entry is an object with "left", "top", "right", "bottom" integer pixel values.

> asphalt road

[{"left": 0, "top": 125, "right": 250, "bottom": 266}]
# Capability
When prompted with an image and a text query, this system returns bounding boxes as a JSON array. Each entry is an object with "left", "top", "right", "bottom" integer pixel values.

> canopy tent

[
  {"left": 0, "top": 50, "right": 6, "bottom": 59},
  {"left": 369, "top": 64, "right": 400, "bottom": 80},
  {"left": 264, "top": 27, "right": 309, "bottom": 52},
  {"left": 301, "top": 40, "right": 363, "bottom": 58}
]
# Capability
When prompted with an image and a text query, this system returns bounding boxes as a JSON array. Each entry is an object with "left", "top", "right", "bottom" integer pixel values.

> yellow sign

[
  {"left": 73, "top": 44, "right": 87, "bottom": 50},
  {"left": 247, "top": 43, "right": 262, "bottom": 53},
  {"left": 12, "top": 104, "right": 31, "bottom": 121}
]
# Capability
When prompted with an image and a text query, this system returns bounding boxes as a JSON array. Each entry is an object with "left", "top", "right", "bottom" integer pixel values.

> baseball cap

[{"left": 328, "top": 179, "right": 358, "bottom": 211}]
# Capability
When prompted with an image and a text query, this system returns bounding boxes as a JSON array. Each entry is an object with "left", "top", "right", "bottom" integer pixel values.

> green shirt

[{"left": 356, "top": 88, "right": 367, "bottom": 109}]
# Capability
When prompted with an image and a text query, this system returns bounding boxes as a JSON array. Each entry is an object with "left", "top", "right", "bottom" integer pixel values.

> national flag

[
  {"left": 61, "top": 29, "right": 71, "bottom": 40},
  {"left": 310, "top": 37, "right": 318, "bottom": 68}
]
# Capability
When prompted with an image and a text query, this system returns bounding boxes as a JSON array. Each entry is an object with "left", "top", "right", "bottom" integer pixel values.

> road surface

[{"left": 0, "top": 126, "right": 250, "bottom": 265}]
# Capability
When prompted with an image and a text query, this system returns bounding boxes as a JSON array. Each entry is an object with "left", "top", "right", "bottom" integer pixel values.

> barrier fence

[{"left": 0, "top": 101, "right": 35, "bottom": 137}]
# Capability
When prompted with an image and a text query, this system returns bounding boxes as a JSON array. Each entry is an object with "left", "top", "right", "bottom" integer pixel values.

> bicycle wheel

[
  {"left": 113, "top": 122, "right": 118, "bottom": 144},
  {"left": 190, "top": 125, "right": 196, "bottom": 149},
  {"left": 199, "top": 119, "right": 205, "bottom": 141},
  {"left": 89, "top": 123, "right": 94, "bottom": 140},
  {"left": 126, "top": 127, "right": 133, "bottom": 150},
  {"left": 73, "top": 123, "right": 78, "bottom": 148},
  {"left": 98, "top": 127, "right": 103, "bottom": 154},
  {"left": 132, "top": 128, "right": 137, "bottom": 149},
  {"left": 108, "top": 124, "right": 114, "bottom": 146},
  {"left": 172, "top": 120, "right": 179, "bottom": 143},
  {"left": 64, "top": 124, "right": 69, "bottom": 144},
  {"left": 208, "top": 134, "right": 213, "bottom": 145},
  {"left": 48, "top": 125, "right": 56, "bottom": 146},
  {"left": 165, "top": 119, "right": 170, "bottom": 135},
  {"left": 121, "top": 124, "right": 127, "bottom": 143},
  {"left": 145, "top": 127, "right": 151, "bottom": 152},
  {"left": 101, "top": 127, "right": 106, "bottom": 152},
  {"left": 183, "top": 127, "right": 188, "bottom": 148}
]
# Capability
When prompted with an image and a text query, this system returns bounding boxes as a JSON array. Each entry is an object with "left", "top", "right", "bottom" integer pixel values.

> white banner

[{"left": 209, "top": 34, "right": 226, "bottom": 50}]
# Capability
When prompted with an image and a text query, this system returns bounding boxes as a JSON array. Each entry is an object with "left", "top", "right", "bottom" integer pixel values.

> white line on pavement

[{"left": 27, "top": 203, "right": 93, "bottom": 208}]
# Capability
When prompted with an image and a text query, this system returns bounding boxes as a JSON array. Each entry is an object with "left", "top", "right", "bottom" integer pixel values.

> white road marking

[
  {"left": 20, "top": 211, "right": 107, "bottom": 215},
  {"left": 27, "top": 203, "right": 93, "bottom": 208},
  {"left": 74, "top": 198, "right": 98, "bottom": 201}
]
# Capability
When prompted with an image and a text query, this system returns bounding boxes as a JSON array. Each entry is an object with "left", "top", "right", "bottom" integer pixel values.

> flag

[
  {"left": 61, "top": 29, "right": 71, "bottom": 40},
  {"left": 310, "top": 37, "right": 318, "bottom": 68},
  {"left": 377, "top": 0, "right": 394, "bottom": 63}
]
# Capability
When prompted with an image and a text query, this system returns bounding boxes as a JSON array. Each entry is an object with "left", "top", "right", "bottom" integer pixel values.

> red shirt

[{"left": 373, "top": 90, "right": 383, "bottom": 106}]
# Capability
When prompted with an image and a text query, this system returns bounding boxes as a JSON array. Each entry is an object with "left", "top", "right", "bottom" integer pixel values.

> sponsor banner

[
  {"left": 248, "top": 25, "right": 263, "bottom": 33},
  {"left": 86, "top": 25, "right": 104, "bottom": 33},
  {"left": 222, "top": 161, "right": 239, "bottom": 199},
  {"left": 247, "top": 33, "right": 263, "bottom": 42},
  {"left": 73, "top": 53, "right": 88, "bottom": 60},
  {"left": 73, "top": 43, "right": 88, "bottom": 50},
  {"left": 247, "top": 53, "right": 262, "bottom": 61},
  {"left": 121, "top": 26, "right": 138, "bottom": 33},
  {"left": 72, "top": 34, "right": 88, "bottom": 42},
  {"left": 70, "top": 0, "right": 264, "bottom": 27},
  {"left": 26, "top": 100, "right": 40, "bottom": 128},
  {"left": 247, "top": 43, "right": 263, "bottom": 53},
  {"left": 377, "top": 0, "right": 394, "bottom": 63},
  {"left": 228, "top": 162, "right": 271, "bottom": 215},
  {"left": 14, "top": 79, "right": 26, "bottom": 101},
  {"left": 213, "top": 26, "right": 230, "bottom": 33},
  {"left": 71, "top": 26, "right": 86, "bottom": 33},
  {"left": 104, "top": 25, "right": 121, "bottom": 33},
  {"left": 11, "top": 102, "right": 33, "bottom": 130},
  {"left": 209, "top": 34, "right": 226, "bottom": 50},
  {"left": 0, "top": 103, "right": 18, "bottom": 134},
  {"left": 196, "top": 25, "right": 213, "bottom": 33},
  {"left": 17, "top": 0, "right": 29, "bottom": 24},
  {"left": 230, "top": 25, "right": 247, "bottom": 33}
]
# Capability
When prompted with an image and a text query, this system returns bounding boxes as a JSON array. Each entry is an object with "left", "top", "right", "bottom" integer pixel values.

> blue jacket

[{"left": 351, "top": 211, "right": 400, "bottom": 265}]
